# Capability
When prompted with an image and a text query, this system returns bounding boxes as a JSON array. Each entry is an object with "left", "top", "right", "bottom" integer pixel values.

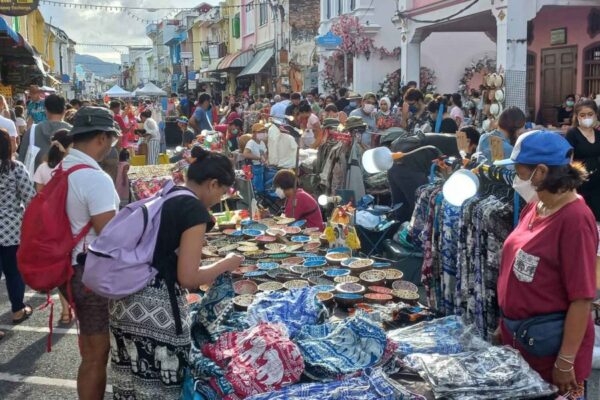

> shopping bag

[{"left": 24, "top": 124, "right": 40, "bottom": 177}]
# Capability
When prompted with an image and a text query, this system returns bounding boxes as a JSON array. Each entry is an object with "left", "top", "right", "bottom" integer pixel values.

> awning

[
  {"left": 201, "top": 57, "right": 222, "bottom": 73},
  {"left": 237, "top": 48, "right": 274, "bottom": 78},
  {"left": 217, "top": 49, "right": 254, "bottom": 71},
  {"left": 0, "top": 18, "right": 19, "bottom": 43}
]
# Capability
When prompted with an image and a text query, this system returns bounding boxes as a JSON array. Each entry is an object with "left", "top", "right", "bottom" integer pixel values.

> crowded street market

[{"left": 1, "top": 0, "right": 600, "bottom": 399}]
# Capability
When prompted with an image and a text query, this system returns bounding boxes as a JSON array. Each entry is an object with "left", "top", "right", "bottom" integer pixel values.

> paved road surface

[{"left": 0, "top": 279, "right": 112, "bottom": 399}]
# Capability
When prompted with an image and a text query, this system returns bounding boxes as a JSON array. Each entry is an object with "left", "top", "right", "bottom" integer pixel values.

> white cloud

[{"left": 39, "top": 0, "right": 220, "bottom": 63}]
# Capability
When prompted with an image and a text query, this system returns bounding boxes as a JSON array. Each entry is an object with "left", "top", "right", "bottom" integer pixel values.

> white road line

[
  {"left": 0, "top": 324, "right": 78, "bottom": 335},
  {"left": 0, "top": 372, "right": 113, "bottom": 393}
]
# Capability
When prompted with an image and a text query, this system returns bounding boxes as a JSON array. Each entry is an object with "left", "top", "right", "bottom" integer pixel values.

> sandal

[
  {"left": 12, "top": 305, "right": 33, "bottom": 324},
  {"left": 58, "top": 311, "right": 73, "bottom": 326}
]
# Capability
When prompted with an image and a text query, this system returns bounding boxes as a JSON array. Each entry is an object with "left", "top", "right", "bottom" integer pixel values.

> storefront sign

[
  {"left": 188, "top": 80, "right": 196, "bottom": 90},
  {"left": 550, "top": 28, "right": 567, "bottom": 45},
  {"left": 0, "top": 84, "right": 13, "bottom": 97},
  {"left": 316, "top": 32, "right": 342, "bottom": 49},
  {"left": 0, "top": 0, "right": 39, "bottom": 16}
]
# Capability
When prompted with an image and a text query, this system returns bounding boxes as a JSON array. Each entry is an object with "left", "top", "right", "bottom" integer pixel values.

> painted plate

[
  {"left": 364, "top": 293, "right": 393, "bottom": 304},
  {"left": 392, "top": 280, "right": 418, "bottom": 293},
  {"left": 237, "top": 245, "right": 259, "bottom": 252},
  {"left": 328, "top": 247, "right": 351, "bottom": 254},
  {"left": 334, "top": 275, "right": 360, "bottom": 284},
  {"left": 233, "top": 280, "right": 258, "bottom": 295},
  {"left": 341, "top": 257, "right": 360, "bottom": 267},
  {"left": 284, "top": 280, "right": 309, "bottom": 290},
  {"left": 265, "top": 243, "right": 286, "bottom": 251},
  {"left": 242, "top": 229, "right": 264, "bottom": 237},
  {"left": 335, "top": 282, "right": 366, "bottom": 294},
  {"left": 257, "top": 281, "right": 284, "bottom": 292},
  {"left": 392, "top": 289, "right": 420, "bottom": 301},
  {"left": 289, "top": 220, "right": 306, "bottom": 227},
  {"left": 233, "top": 294, "right": 255, "bottom": 309},
  {"left": 283, "top": 244, "right": 304, "bottom": 253},
  {"left": 368, "top": 286, "right": 393, "bottom": 295},
  {"left": 266, "top": 228, "right": 287, "bottom": 237},
  {"left": 372, "top": 262, "right": 392, "bottom": 268},
  {"left": 359, "top": 270, "right": 386, "bottom": 283},
  {"left": 313, "top": 284, "right": 335, "bottom": 293},
  {"left": 218, "top": 244, "right": 240, "bottom": 254},
  {"left": 324, "top": 268, "right": 351, "bottom": 277},
  {"left": 316, "top": 292, "right": 334, "bottom": 303},
  {"left": 308, "top": 276, "right": 335, "bottom": 286},
  {"left": 348, "top": 259, "right": 375, "bottom": 270},
  {"left": 303, "top": 227, "right": 321, "bottom": 235},
  {"left": 290, "top": 235, "right": 311, "bottom": 243},
  {"left": 303, "top": 241, "right": 321, "bottom": 251},
  {"left": 283, "top": 226, "right": 302, "bottom": 235},
  {"left": 304, "top": 256, "right": 326, "bottom": 263},
  {"left": 300, "top": 270, "right": 324, "bottom": 280},
  {"left": 224, "top": 229, "right": 244, "bottom": 237},
  {"left": 256, "top": 235, "right": 277, "bottom": 243},
  {"left": 381, "top": 269, "right": 404, "bottom": 281},
  {"left": 303, "top": 260, "right": 327, "bottom": 268},
  {"left": 246, "top": 223, "right": 268, "bottom": 232},
  {"left": 281, "top": 256, "right": 305, "bottom": 265},
  {"left": 257, "top": 262, "right": 279, "bottom": 271},
  {"left": 244, "top": 270, "right": 267, "bottom": 278},
  {"left": 275, "top": 217, "right": 296, "bottom": 225}
]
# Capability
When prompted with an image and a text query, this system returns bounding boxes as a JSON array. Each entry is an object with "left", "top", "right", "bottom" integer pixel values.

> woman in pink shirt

[{"left": 273, "top": 169, "right": 324, "bottom": 231}]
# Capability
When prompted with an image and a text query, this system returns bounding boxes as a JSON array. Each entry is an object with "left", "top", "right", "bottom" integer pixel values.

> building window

[
  {"left": 584, "top": 43, "right": 600, "bottom": 96},
  {"left": 232, "top": 13, "right": 240, "bottom": 38},
  {"left": 245, "top": 3, "right": 255, "bottom": 35},
  {"left": 337, "top": 0, "right": 343, "bottom": 15},
  {"left": 326, "top": 0, "right": 331, "bottom": 19},
  {"left": 259, "top": 1, "right": 268, "bottom": 26},
  {"left": 526, "top": 52, "right": 536, "bottom": 120},
  {"left": 350, "top": 0, "right": 356, "bottom": 11}
]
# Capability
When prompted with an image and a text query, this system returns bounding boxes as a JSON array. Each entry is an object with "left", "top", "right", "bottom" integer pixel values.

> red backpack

[{"left": 17, "top": 164, "right": 92, "bottom": 350}]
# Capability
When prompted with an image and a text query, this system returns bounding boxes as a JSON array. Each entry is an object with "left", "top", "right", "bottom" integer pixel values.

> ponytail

[{"left": 187, "top": 146, "right": 235, "bottom": 187}]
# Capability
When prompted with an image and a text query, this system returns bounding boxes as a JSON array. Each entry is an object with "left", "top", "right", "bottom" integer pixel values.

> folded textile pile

[
  {"left": 295, "top": 313, "right": 388, "bottom": 381},
  {"left": 246, "top": 287, "right": 327, "bottom": 338},
  {"left": 244, "top": 368, "right": 426, "bottom": 400},
  {"left": 404, "top": 346, "right": 556, "bottom": 399},
  {"left": 387, "top": 316, "right": 487, "bottom": 356},
  {"left": 202, "top": 323, "right": 304, "bottom": 399}
]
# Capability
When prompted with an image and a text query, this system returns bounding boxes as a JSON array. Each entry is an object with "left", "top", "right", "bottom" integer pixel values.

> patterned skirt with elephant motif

[{"left": 109, "top": 278, "right": 190, "bottom": 400}]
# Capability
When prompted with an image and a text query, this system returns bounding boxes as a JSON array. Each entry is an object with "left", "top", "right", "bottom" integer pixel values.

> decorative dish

[
  {"left": 202, "top": 246, "right": 219, "bottom": 257},
  {"left": 341, "top": 257, "right": 359, "bottom": 267},
  {"left": 334, "top": 275, "right": 360, "bottom": 284},
  {"left": 348, "top": 259, "right": 374, "bottom": 274},
  {"left": 335, "top": 282, "right": 366, "bottom": 294},
  {"left": 224, "top": 229, "right": 244, "bottom": 237},
  {"left": 233, "top": 294, "right": 255, "bottom": 310},
  {"left": 324, "top": 268, "right": 351, "bottom": 277},
  {"left": 381, "top": 269, "right": 404, "bottom": 281},
  {"left": 359, "top": 270, "right": 386, "bottom": 285},
  {"left": 325, "top": 252, "right": 350, "bottom": 265},
  {"left": 289, "top": 220, "right": 306, "bottom": 227},
  {"left": 334, "top": 293, "right": 363, "bottom": 307},
  {"left": 300, "top": 270, "right": 324, "bottom": 280},
  {"left": 242, "top": 229, "right": 264, "bottom": 237},
  {"left": 364, "top": 293, "right": 393, "bottom": 305},
  {"left": 283, "top": 244, "right": 303, "bottom": 253},
  {"left": 265, "top": 243, "right": 286, "bottom": 251},
  {"left": 275, "top": 217, "right": 295, "bottom": 225},
  {"left": 309, "top": 276, "right": 335, "bottom": 286},
  {"left": 372, "top": 262, "right": 392, "bottom": 268},
  {"left": 218, "top": 243, "right": 240, "bottom": 254},
  {"left": 256, "top": 235, "right": 277, "bottom": 243},
  {"left": 284, "top": 280, "right": 309, "bottom": 290},
  {"left": 244, "top": 270, "right": 267, "bottom": 278},
  {"left": 282, "top": 226, "right": 302, "bottom": 235},
  {"left": 327, "top": 247, "right": 351, "bottom": 254},
  {"left": 243, "top": 250, "right": 268, "bottom": 259},
  {"left": 257, "top": 262, "right": 279, "bottom": 271},
  {"left": 289, "top": 265, "right": 311, "bottom": 275},
  {"left": 368, "top": 285, "right": 393, "bottom": 295},
  {"left": 316, "top": 292, "right": 334, "bottom": 305},
  {"left": 313, "top": 284, "right": 335, "bottom": 293},
  {"left": 237, "top": 245, "right": 259, "bottom": 252},
  {"left": 266, "top": 252, "right": 290, "bottom": 259},
  {"left": 392, "top": 289, "right": 420, "bottom": 302},
  {"left": 233, "top": 280, "right": 258, "bottom": 295},
  {"left": 303, "top": 241, "right": 321, "bottom": 251},
  {"left": 303, "top": 260, "right": 327, "bottom": 268},
  {"left": 302, "top": 227, "right": 321, "bottom": 235},
  {"left": 267, "top": 268, "right": 297, "bottom": 282},
  {"left": 246, "top": 223, "right": 268, "bottom": 232},
  {"left": 392, "top": 280, "right": 418, "bottom": 293},
  {"left": 290, "top": 235, "right": 311, "bottom": 243},
  {"left": 266, "top": 228, "right": 286, "bottom": 237},
  {"left": 281, "top": 256, "right": 304, "bottom": 265},
  {"left": 257, "top": 281, "right": 284, "bottom": 292}
]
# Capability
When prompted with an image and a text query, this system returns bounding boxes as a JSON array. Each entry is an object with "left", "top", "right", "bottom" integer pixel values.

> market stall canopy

[
  {"left": 105, "top": 85, "right": 133, "bottom": 98},
  {"left": 216, "top": 49, "right": 254, "bottom": 71},
  {"left": 237, "top": 48, "right": 274, "bottom": 78},
  {"left": 0, "top": 17, "right": 20, "bottom": 43},
  {"left": 134, "top": 82, "right": 167, "bottom": 97},
  {"left": 0, "top": 21, "right": 46, "bottom": 86}
]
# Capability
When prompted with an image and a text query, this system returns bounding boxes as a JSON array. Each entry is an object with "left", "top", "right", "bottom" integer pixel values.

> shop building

[{"left": 395, "top": 0, "right": 600, "bottom": 124}]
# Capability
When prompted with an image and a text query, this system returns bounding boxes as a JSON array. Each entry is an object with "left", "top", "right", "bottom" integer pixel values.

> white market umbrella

[
  {"left": 134, "top": 82, "right": 167, "bottom": 97},
  {"left": 104, "top": 85, "right": 133, "bottom": 98}
]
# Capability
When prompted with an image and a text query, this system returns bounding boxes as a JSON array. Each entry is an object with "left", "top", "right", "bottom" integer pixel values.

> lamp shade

[
  {"left": 442, "top": 169, "right": 480, "bottom": 206},
  {"left": 362, "top": 147, "right": 394, "bottom": 173}
]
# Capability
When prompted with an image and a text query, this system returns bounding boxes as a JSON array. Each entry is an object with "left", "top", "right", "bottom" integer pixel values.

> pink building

[{"left": 396, "top": 0, "right": 600, "bottom": 124}]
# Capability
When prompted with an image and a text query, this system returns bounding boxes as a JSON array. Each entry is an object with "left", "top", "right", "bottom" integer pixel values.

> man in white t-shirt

[
  {"left": 62, "top": 106, "right": 120, "bottom": 400},
  {"left": 0, "top": 112, "right": 17, "bottom": 154}
]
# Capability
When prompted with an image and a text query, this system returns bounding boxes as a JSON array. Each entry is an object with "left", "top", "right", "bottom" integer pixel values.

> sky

[{"left": 39, "top": 0, "right": 220, "bottom": 64}]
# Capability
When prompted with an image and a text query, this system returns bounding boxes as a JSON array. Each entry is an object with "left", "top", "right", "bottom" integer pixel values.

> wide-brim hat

[
  {"left": 322, "top": 118, "right": 341, "bottom": 129},
  {"left": 344, "top": 116, "right": 367, "bottom": 130},
  {"left": 69, "top": 106, "right": 122, "bottom": 137},
  {"left": 347, "top": 92, "right": 362, "bottom": 100}
]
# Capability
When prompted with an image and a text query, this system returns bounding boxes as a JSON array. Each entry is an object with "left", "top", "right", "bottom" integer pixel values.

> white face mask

[
  {"left": 363, "top": 104, "right": 375, "bottom": 114},
  {"left": 580, "top": 117, "right": 595, "bottom": 128},
  {"left": 482, "top": 119, "right": 492, "bottom": 132},
  {"left": 236, "top": 107, "right": 243, "bottom": 114},
  {"left": 512, "top": 168, "right": 538, "bottom": 203},
  {"left": 257, "top": 133, "right": 267, "bottom": 141},
  {"left": 275, "top": 187, "right": 286, "bottom": 199}
]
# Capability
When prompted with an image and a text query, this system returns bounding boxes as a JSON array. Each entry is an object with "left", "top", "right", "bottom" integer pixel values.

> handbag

[
  {"left": 503, "top": 311, "right": 565, "bottom": 357},
  {"left": 24, "top": 124, "right": 40, "bottom": 177}
]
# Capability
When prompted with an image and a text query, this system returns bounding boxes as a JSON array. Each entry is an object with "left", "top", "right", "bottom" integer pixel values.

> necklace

[{"left": 529, "top": 193, "right": 575, "bottom": 229}]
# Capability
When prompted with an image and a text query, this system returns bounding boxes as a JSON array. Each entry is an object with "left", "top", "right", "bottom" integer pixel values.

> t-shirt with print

[
  {"left": 284, "top": 189, "right": 323, "bottom": 231},
  {"left": 245, "top": 139, "right": 267, "bottom": 165},
  {"left": 63, "top": 148, "right": 120, "bottom": 265},
  {"left": 497, "top": 197, "right": 598, "bottom": 382},
  {"left": 33, "top": 162, "right": 56, "bottom": 185},
  {"left": 27, "top": 100, "right": 47, "bottom": 124},
  {"left": 152, "top": 188, "right": 213, "bottom": 278}
]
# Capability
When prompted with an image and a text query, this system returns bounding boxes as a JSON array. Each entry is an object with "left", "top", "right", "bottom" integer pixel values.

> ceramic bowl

[
  {"left": 348, "top": 259, "right": 375, "bottom": 274},
  {"left": 284, "top": 280, "right": 309, "bottom": 290},
  {"left": 303, "top": 241, "right": 321, "bottom": 252},
  {"left": 283, "top": 244, "right": 304, "bottom": 253},
  {"left": 202, "top": 246, "right": 219, "bottom": 257},
  {"left": 240, "top": 259, "right": 257, "bottom": 267},
  {"left": 258, "top": 218, "right": 277, "bottom": 226},
  {"left": 243, "top": 250, "right": 268, "bottom": 259},
  {"left": 303, "top": 227, "right": 321, "bottom": 235},
  {"left": 359, "top": 270, "right": 386, "bottom": 285},
  {"left": 257, "top": 262, "right": 279, "bottom": 271},
  {"left": 209, "top": 239, "right": 231, "bottom": 248},
  {"left": 266, "top": 228, "right": 287, "bottom": 237},
  {"left": 281, "top": 256, "right": 304, "bottom": 266},
  {"left": 303, "top": 260, "right": 327, "bottom": 268},
  {"left": 244, "top": 270, "right": 267, "bottom": 278},
  {"left": 242, "top": 229, "right": 264, "bottom": 237},
  {"left": 372, "top": 262, "right": 391, "bottom": 268},
  {"left": 324, "top": 268, "right": 351, "bottom": 278},
  {"left": 368, "top": 285, "right": 393, "bottom": 295},
  {"left": 246, "top": 223, "right": 268, "bottom": 232},
  {"left": 237, "top": 245, "right": 259, "bottom": 252},
  {"left": 392, "top": 289, "right": 420, "bottom": 303},
  {"left": 495, "top": 88, "right": 505, "bottom": 102},
  {"left": 341, "top": 257, "right": 360, "bottom": 268},
  {"left": 290, "top": 265, "right": 311, "bottom": 275},
  {"left": 224, "top": 229, "right": 244, "bottom": 237},
  {"left": 325, "top": 252, "right": 351, "bottom": 265},
  {"left": 232, "top": 265, "right": 257, "bottom": 277},
  {"left": 301, "top": 270, "right": 324, "bottom": 280},
  {"left": 266, "top": 252, "right": 290, "bottom": 259},
  {"left": 289, "top": 220, "right": 306, "bottom": 228},
  {"left": 334, "top": 275, "right": 360, "bottom": 284},
  {"left": 381, "top": 268, "right": 404, "bottom": 281},
  {"left": 334, "top": 293, "right": 363, "bottom": 308},
  {"left": 309, "top": 276, "right": 335, "bottom": 286},
  {"left": 364, "top": 293, "right": 393, "bottom": 305},
  {"left": 256, "top": 235, "right": 276, "bottom": 243},
  {"left": 275, "top": 217, "right": 296, "bottom": 225},
  {"left": 291, "top": 235, "right": 311, "bottom": 243},
  {"left": 200, "top": 258, "right": 223, "bottom": 266},
  {"left": 328, "top": 246, "right": 351, "bottom": 254},
  {"left": 218, "top": 243, "right": 240, "bottom": 254},
  {"left": 233, "top": 294, "right": 255, "bottom": 310},
  {"left": 265, "top": 243, "right": 286, "bottom": 251},
  {"left": 313, "top": 284, "right": 335, "bottom": 293},
  {"left": 283, "top": 226, "right": 302, "bottom": 235},
  {"left": 335, "top": 282, "right": 366, "bottom": 294},
  {"left": 257, "top": 281, "right": 284, "bottom": 292},
  {"left": 305, "top": 255, "right": 326, "bottom": 262},
  {"left": 233, "top": 279, "right": 258, "bottom": 295},
  {"left": 316, "top": 291, "right": 334, "bottom": 305},
  {"left": 392, "top": 280, "right": 418, "bottom": 293}
]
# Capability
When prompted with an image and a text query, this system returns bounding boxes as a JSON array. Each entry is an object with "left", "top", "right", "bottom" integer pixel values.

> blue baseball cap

[{"left": 494, "top": 130, "right": 572, "bottom": 166}]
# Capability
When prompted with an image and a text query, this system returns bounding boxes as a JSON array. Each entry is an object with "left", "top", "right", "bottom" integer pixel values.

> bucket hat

[{"left": 69, "top": 106, "right": 121, "bottom": 137}]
